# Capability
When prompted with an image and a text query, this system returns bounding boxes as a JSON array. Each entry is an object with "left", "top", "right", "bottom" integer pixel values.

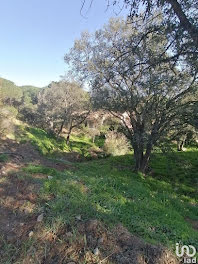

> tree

[
  {"left": 65, "top": 17, "right": 197, "bottom": 172},
  {"left": 113, "top": 0, "right": 198, "bottom": 46},
  {"left": 37, "top": 81, "right": 90, "bottom": 143},
  {"left": 83, "top": 0, "right": 198, "bottom": 49},
  {"left": 20, "top": 85, "right": 40, "bottom": 105},
  {"left": 82, "top": 0, "right": 198, "bottom": 76}
]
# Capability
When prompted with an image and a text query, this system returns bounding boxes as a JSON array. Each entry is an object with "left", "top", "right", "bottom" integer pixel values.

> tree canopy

[
  {"left": 37, "top": 81, "right": 90, "bottom": 142},
  {"left": 65, "top": 16, "right": 198, "bottom": 172}
]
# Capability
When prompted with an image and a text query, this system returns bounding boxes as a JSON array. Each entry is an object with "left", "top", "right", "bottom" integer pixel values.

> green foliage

[
  {"left": 0, "top": 154, "right": 9, "bottom": 162},
  {"left": 25, "top": 149, "right": 198, "bottom": 250},
  {"left": 36, "top": 81, "right": 90, "bottom": 134},
  {"left": 0, "top": 77, "right": 22, "bottom": 104},
  {"left": 103, "top": 131, "right": 130, "bottom": 156},
  {"left": 65, "top": 16, "right": 197, "bottom": 173},
  {"left": 20, "top": 85, "right": 40, "bottom": 105},
  {"left": 19, "top": 126, "right": 101, "bottom": 157},
  {"left": 19, "top": 127, "right": 70, "bottom": 155}
]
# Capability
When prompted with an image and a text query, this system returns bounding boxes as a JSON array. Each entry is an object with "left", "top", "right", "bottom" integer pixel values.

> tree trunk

[
  {"left": 134, "top": 147, "right": 144, "bottom": 172},
  {"left": 66, "top": 133, "right": 70, "bottom": 145},
  {"left": 140, "top": 142, "right": 153, "bottom": 173},
  {"left": 66, "top": 123, "right": 73, "bottom": 145},
  {"left": 133, "top": 134, "right": 153, "bottom": 174},
  {"left": 132, "top": 131, "right": 144, "bottom": 172},
  {"left": 177, "top": 140, "right": 185, "bottom": 151},
  {"left": 58, "top": 119, "right": 65, "bottom": 136},
  {"left": 177, "top": 134, "right": 186, "bottom": 151}
]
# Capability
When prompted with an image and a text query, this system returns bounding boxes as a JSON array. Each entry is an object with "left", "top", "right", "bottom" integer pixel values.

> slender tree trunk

[
  {"left": 49, "top": 121, "right": 55, "bottom": 134},
  {"left": 177, "top": 140, "right": 185, "bottom": 151},
  {"left": 66, "top": 123, "right": 73, "bottom": 145},
  {"left": 58, "top": 119, "right": 65, "bottom": 136},
  {"left": 133, "top": 130, "right": 144, "bottom": 172},
  {"left": 66, "top": 133, "right": 70, "bottom": 145},
  {"left": 140, "top": 141, "right": 153, "bottom": 173},
  {"left": 134, "top": 148, "right": 144, "bottom": 172},
  {"left": 177, "top": 134, "right": 186, "bottom": 151}
]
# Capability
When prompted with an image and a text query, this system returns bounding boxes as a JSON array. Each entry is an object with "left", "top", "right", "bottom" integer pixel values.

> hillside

[
  {"left": 0, "top": 77, "right": 41, "bottom": 103},
  {"left": 0, "top": 77, "right": 41, "bottom": 90},
  {"left": 0, "top": 125, "right": 197, "bottom": 264}
]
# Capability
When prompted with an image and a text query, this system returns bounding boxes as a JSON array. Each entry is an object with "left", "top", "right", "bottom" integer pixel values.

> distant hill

[
  {"left": 0, "top": 77, "right": 42, "bottom": 104},
  {"left": 0, "top": 77, "right": 41, "bottom": 91}
]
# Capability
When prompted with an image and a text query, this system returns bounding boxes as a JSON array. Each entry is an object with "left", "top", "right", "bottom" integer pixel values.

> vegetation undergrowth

[
  {"left": 18, "top": 126, "right": 103, "bottom": 157},
  {"left": 24, "top": 149, "right": 198, "bottom": 251},
  {"left": 0, "top": 154, "right": 9, "bottom": 162}
]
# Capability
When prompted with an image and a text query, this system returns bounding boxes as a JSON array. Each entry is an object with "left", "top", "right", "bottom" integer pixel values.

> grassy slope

[
  {"left": 23, "top": 155, "right": 198, "bottom": 251},
  {"left": 16, "top": 126, "right": 198, "bottom": 251},
  {"left": 18, "top": 126, "right": 103, "bottom": 157}
]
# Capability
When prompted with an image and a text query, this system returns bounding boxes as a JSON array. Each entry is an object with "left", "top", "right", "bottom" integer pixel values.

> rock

[
  {"left": 75, "top": 215, "right": 81, "bottom": 221},
  {"left": 29, "top": 231, "right": 34, "bottom": 237},
  {"left": 93, "top": 247, "right": 100, "bottom": 256},
  {"left": 37, "top": 213, "right": 44, "bottom": 222},
  {"left": 48, "top": 176, "right": 53, "bottom": 180}
]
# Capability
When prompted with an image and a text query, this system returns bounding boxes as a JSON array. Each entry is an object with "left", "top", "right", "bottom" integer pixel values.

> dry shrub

[{"left": 103, "top": 131, "right": 130, "bottom": 156}]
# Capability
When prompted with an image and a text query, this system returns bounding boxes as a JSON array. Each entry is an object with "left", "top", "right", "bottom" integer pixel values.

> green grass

[
  {"left": 150, "top": 148, "right": 198, "bottom": 198},
  {"left": 0, "top": 154, "right": 9, "bottom": 162},
  {"left": 18, "top": 126, "right": 101, "bottom": 157},
  {"left": 24, "top": 150, "right": 198, "bottom": 251}
]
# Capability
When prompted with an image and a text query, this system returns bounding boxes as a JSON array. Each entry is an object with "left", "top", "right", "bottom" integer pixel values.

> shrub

[
  {"left": 0, "top": 106, "right": 17, "bottom": 136},
  {"left": 103, "top": 131, "right": 130, "bottom": 156},
  {"left": 82, "top": 126, "right": 101, "bottom": 143}
]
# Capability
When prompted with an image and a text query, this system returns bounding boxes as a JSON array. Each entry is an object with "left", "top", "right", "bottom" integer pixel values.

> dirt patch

[
  {"left": 0, "top": 139, "right": 75, "bottom": 263},
  {"left": 0, "top": 165, "right": 41, "bottom": 244},
  {"left": 0, "top": 138, "right": 75, "bottom": 171},
  {"left": 14, "top": 220, "right": 179, "bottom": 264}
]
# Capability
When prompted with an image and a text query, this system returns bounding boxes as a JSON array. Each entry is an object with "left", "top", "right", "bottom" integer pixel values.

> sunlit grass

[
  {"left": 18, "top": 126, "right": 101, "bottom": 157},
  {"left": 24, "top": 150, "right": 198, "bottom": 250}
]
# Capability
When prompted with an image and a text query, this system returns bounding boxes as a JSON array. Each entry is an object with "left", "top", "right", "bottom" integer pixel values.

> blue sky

[{"left": 0, "top": 0, "right": 127, "bottom": 87}]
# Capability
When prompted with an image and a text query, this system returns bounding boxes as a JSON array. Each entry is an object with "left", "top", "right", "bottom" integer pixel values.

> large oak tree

[{"left": 65, "top": 17, "right": 197, "bottom": 172}]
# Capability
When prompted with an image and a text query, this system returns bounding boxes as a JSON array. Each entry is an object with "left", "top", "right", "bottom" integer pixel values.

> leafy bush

[{"left": 103, "top": 131, "right": 130, "bottom": 156}]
